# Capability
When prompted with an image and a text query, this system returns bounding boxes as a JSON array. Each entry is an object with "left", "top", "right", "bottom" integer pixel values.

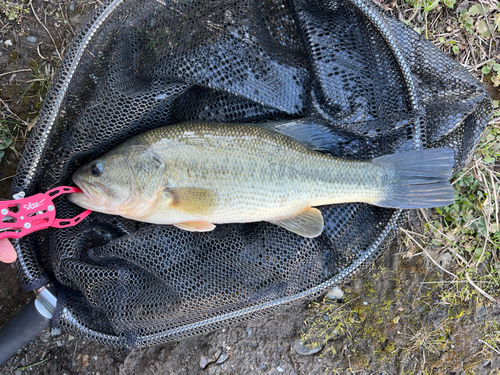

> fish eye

[{"left": 90, "top": 162, "right": 102, "bottom": 177}]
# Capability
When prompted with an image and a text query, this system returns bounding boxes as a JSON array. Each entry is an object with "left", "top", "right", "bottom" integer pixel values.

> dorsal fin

[{"left": 251, "top": 118, "right": 335, "bottom": 152}]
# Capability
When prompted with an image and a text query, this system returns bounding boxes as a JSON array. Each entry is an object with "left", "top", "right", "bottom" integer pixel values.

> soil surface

[{"left": 0, "top": 1, "right": 499, "bottom": 374}]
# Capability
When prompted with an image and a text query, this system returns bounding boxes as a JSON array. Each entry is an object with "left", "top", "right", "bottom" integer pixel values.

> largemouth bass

[{"left": 69, "top": 122, "right": 455, "bottom": 238}]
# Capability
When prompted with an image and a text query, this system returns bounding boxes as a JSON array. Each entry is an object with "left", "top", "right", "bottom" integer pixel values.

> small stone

[
  {"left": 293, "top": 341, "right": 322, "bottom": 356},
  {"left": 27, "top": 36, "right": 37, "bottom": 43},
  {"left": 439, "top": 252, "right": 453, "bottom": 269},
  {"left": 56, "top": 340, "right": 64, "bottom": 347},
  {"left": 476, "top": 305, "right": 486, "bottom": 323},
  {"left": 4, "top": 39, "right": 13, "bottom": 47},
  {"left": 216, "top": 353, "right": 228, "bottom": 364},
  {"left": 69, "top": 1, "right": 75, "bottom": 11},
  {"left": 213, "top": 349, "right": 222, "bottom": 361},
  {"left": 39, "top": 329, "right": 50, "bottom": 342},
  {"left": 199, "top": 356, "right": 213, "bottom": 369},
  {"left": 446, "top": 25, "right": 453, "bottom": 32},
  {"left": 68, "top": 335, "right": 75, "bottom": 341},
  {"left": 326, "top": 286, "right": 344, "bottom": 300},
  {"left": 247, "top": 327, "right": 252, "bottom": 336},
  {"left": 82, "top": 354, "right": 89, "bottom": 367},
  {"left": 484, "top": 360, "right": 491, "bottom": 367},
  {"left": 51, "top": 327, "right": 62, "bottom": 336},
  {"left": 323, "top": 314, "right": 329, "bottom": 321},
  {"left": 277, "top": 366, "right": 285, "bottom": 372}
]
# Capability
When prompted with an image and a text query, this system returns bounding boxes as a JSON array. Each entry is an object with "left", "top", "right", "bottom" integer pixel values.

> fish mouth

[{"left": 70, "top": 175, "right": 108, "bottom": 210}]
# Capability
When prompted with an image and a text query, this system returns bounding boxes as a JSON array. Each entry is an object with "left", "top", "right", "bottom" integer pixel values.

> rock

[
  {"left": 456, "top": 0, "right": 470, "bottom": 13},
  {"left": 247, "top": 327, "right": 252, "bottom": 336},
  {"left": 326, "top": 286, "right": 344, "bottom": 300},
  {"left": 68, "top": 335, "right": 75, "bottom": 340},
  {"left": 476, "top": 305, "right": 486, "bottom": 323},
  {"left": 323, "top": 314, "right": 329, "bottom": 321},
  {"left": 51, "top": 327, "right": 62, "bottom": 336},
  {"left": 199, "top": 355, "right": 214, "bottom": 369},
  {"left": 293, "top": 341, "right": 322, "bottom": 356},
  {"left": 69, "top": 1, "right": 75, "bottom": 11},
  {"left": 39, "top": 329, "right": 50, "bottom": 342},
  {"left": 27, "top": 36, "right": 37, "bottom": 43},
  {"left": 216, "top": 353, "right": 228, "bottom": 364},
  {"left": 213, "top": 349, "right": 222, "bottom": 361},
  {"left": 439, "top": 252, "right": 453, "bottom": 269},
  {"left": 82, "top": 354, "right": 89, "bottom": 367},
  {"left": 4, "top": 39, "right": 13, "bottom": 47},
  {"left": 277, "top": 366, "right": 285, "bottom": 372},
  {"left": 56, "top": 340, "right": 64, "bottom": 347}
]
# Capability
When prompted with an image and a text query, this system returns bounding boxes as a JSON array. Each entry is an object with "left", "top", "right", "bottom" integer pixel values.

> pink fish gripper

[{"left": 0, "top": 186, "right": 92, "bottom": 240}]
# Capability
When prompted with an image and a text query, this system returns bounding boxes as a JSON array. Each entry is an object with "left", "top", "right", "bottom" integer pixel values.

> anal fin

[
  {"left": 173, "top": 221, "right": 216, "bottom": 232},
  {"left": 269, "top": 207, "right": 324, "bottom": 238}
]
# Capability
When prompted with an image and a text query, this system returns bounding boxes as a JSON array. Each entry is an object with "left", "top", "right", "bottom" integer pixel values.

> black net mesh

[{"left": 11, "top": 0, "right": 491, "bottom": 348}]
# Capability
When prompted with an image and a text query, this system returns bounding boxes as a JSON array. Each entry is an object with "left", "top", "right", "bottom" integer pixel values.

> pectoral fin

[
  {"left": 174, "top": 221, "right": 216, "bottom": 232},
  {"left": 269, "top": 207, "right": 324, "bottom": 238},
  {"left": 164, "top": 188, "right": 217, "bottom": 216}
]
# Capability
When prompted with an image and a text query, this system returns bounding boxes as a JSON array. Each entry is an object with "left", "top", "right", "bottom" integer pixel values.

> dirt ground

[{"left": 0, "top": 0, "right": 499, "bottom": 374}]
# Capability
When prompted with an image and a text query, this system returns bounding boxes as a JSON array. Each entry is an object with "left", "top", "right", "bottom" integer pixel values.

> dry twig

[{"left": 29, "top": 1, "right": 62, "bottom": 60}]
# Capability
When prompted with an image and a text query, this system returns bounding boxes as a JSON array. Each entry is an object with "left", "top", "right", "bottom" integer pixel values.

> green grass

[{"left": 0, "top": 121, "right": 14, "bottom": 162}]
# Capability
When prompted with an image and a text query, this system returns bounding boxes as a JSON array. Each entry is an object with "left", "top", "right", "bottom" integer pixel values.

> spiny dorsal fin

[
  {"left": 269, "top": 207, "right": 324, "bottom": 238},
  {"left": 164, "top": 187, "right": 217, "bottom": 216}
]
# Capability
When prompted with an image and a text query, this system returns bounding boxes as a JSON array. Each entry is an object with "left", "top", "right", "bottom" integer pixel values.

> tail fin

[{"left": 373, "top": 148, "right": 455, "bottom": 209}]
